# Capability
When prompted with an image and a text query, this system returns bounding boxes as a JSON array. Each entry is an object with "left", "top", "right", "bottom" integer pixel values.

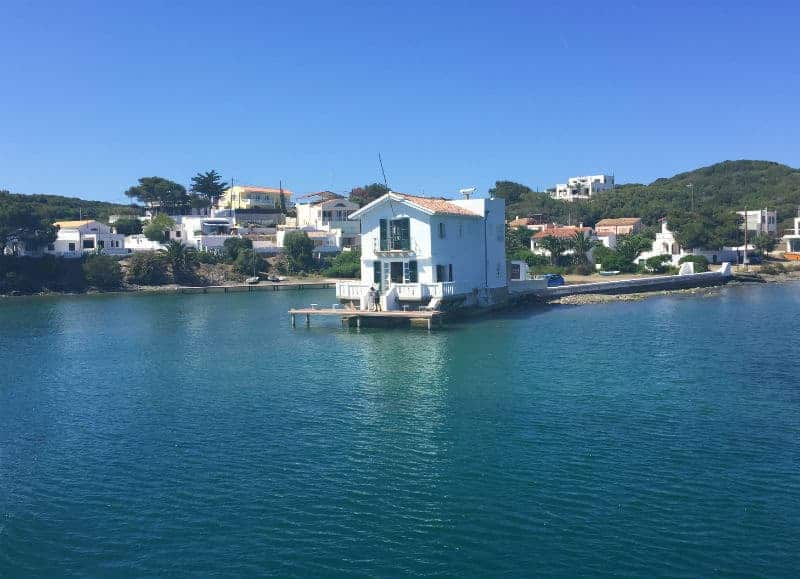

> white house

[
  {"left": 637, "top": 219, "right": 739, "bottom": 266},
  {"left": 336, "top": 192, "right": 507, "bottom": 310},
  {"left": 783, "top": 215, "right": 800, "bottom": 254},
  {"left": 294, "top": 192, "right": 360, "bottom": 250},
  {"left": 551, "top": 174, "right": 614, "bottom": 202},
  {"left": 46, "top": 220, "right": 126, "bottom": 258},
  {"left": 737, "top": 209, "right": 777, "bottom": 236}
]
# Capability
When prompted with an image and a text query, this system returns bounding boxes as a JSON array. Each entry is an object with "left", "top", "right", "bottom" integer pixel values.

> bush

[
  {"left": 126, "top": 252, "right": 168, "bottom": 285},
  {"left": 113, "top": 217, "right": 143, "bottom": 235},
  {"left": 283, "top": 231, "right": 315, "bottom": 273},
  {"left": 223, "top": 237, "right": 253, "bottom": 262},
  {"left": 234, "top": 249, "right": 266, "bottom": 276},
  {"left": 83, "top": 254, "right": 122, "bottom": 289},
  {"left": 644, "top": 254, "right": 673, "bottom": 274},
  {"left": 574, "top": 263, "right": 593, "bottom": 276},
  {"left": 143, "top": 213, "right": 175, "bottom": 242},
  {"left": 761, "top": 262, "right": 786, "bottom": 275},
  {"left": 324, "top": 250, "right": 361, "bottom": 278},
  {"left": 599, "top": 252, "right": 636, "bottom": 273},
  {"left": 196, "top": 250, "right": 223, "bottom": 264},
  {"left": 678, "top": 255, "right": 709, "bottom": 273}
]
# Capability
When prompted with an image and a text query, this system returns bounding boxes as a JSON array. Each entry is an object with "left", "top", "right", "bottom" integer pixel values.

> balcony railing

[
  {"left": 336, "top": 281, "right": 371, "bottom": 300},
  {"left": 392, "top": 281, "right": 460, "bottom": 300}
]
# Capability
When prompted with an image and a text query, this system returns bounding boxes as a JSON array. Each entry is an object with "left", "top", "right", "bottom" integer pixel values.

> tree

[
  {"left": 615, "top": 234, "right": 651, "bottom": 264},
  {"left": 753, "top": 233, "right": 778, "bottom": 256},
  {"left": 644, "top": 254, "right": 673, "bottom": 274},
  {"left": 324, "top": 249, "right": 361, "bottom": 278},
  {"left": 489, "top": 181, "right": 534, "bottom": 205},
  {"left": 538, "top": 235, "right": 565, "bottom": 265},
  {"left": 222, "top": 237, "right": 253, "bottom": 261},
  {"left": 143, "top": 214, "right": 176, "bottom": 243},
  {"left": 283, "top": 230, "right": 315, "bottom": 273},
  {"left": 190, "top": 170, "right": 228, "bottom": 206},
  {"left": 678, "top": 255, "right": 710, "bottom": 272},
  {"left": 83, "top": 254, "right": 123, "bottom": 289},
  {"left": 571, "top": 231, "right": 597, "bottom": 266},
  {"left": 0, "top": 202, "right": 56, "bottom": 254},
  {"left": 349, "top": 183, "right": 388, "bottom": 207},
  {"left": 506, "top": 226, "right": 532, "bottom": 256},
  {"left": 234, "top": 249, "right": 266, "bottom": 276},
  {"left": 162, "top": 240, "right": 197, "bottom": 282},
  {"left": 113, "top": 217, "right": 143, "bottom": 235},
  {"left": 124, "top": 177, "right": 189, "bottom": 213},
  {"left": 126, "top": 252, "right": 168, "bottom": 285}
]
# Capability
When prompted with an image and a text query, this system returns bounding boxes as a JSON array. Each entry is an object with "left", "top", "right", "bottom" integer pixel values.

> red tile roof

[
  {"left": 532, "top": 226, "right": 593, "bottom": 239},
  {"left": 595, "top": 218, "right": 641, "bottom": 227},
  {"left": 396, "top": 193, "right": 479, "bottom": 217}
]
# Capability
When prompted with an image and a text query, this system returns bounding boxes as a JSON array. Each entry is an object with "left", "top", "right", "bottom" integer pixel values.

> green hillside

[
  {"left": 0, "top": 189, "right": 141, "bottom": 223},
  {"left": 497, "top": 160, "right": 800, "bottom": 248}
]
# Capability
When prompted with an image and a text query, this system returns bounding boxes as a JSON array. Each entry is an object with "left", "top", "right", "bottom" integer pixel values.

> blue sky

[{"left": 1, "top": 1, "right": 799, "bottom": 202}]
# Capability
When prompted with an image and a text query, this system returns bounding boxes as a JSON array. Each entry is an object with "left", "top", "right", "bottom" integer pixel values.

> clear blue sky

[{"left": 1, "top": 1, "right": 799, "bottom": 203}]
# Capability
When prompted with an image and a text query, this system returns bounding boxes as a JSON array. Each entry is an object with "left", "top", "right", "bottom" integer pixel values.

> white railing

[
  {"left": 336, "top": 281, "right": 371, "bottom": 300},
  {"left": 393, "top": 283, "right": 423, "bottom": 300},
  {"left": 387, "top": 282, "right": 464, "bottom": 300}
]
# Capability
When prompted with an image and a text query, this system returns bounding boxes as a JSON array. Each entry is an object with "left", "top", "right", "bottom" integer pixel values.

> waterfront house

[
  {"left": 530, "top": 226, "right": 596, "bottom": 259},
  {"left": 336, "top": 192, "right": 507, "bottom": 310},
  {"left": 46, "top": 220, "right": 126, "bottom": 257},
  {"left": 595, "top": 217, "right": 643, "bottom": 236},
  {"left": 782, "top": 215, "right": 800, "bottom": 254}
]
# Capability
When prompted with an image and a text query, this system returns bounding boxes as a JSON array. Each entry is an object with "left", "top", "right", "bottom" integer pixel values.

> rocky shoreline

[{"left": 549, "top": 269, "right": 800, "bottom": 305}]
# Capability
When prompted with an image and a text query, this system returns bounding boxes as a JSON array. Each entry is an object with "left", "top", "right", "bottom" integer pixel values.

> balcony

[
  {"left": 336, "top": 281, "right": 371, "bottom": 300},
  {"left": 392, "top": 282, "right": 461, "bottom": 300}
]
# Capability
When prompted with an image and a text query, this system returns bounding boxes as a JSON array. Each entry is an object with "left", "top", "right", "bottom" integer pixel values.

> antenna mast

[{"left": 378, "top": 153, "right": 389, "bottom": 191}]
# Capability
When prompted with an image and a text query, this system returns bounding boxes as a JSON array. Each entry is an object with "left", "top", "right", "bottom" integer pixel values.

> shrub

[
  {"left": 234, "top": 249, "right": 266, "bottom": 276},
  {"left": 574, "top": 263, "right": 593, "bottom": 276},
  {"left": 196, "top": 250, "right": 222, "bottom": 264},
  {"left": 223, "top": 237, "right": 253, "bottom": 262},
  {"left": 644, "top": 254, "right": 673, "bottom": 274},
  {"left": 324, "top": 250, "right": 361, "bottom": 278},
  {"left": 143, "top": 214, "right": 175, "bottom": 242},
  {"left": 599, "top": 252, "right": 635, "bottom": 273},
  {"left": 678, "top": 255, "right": 709, "bottom": 272},
  {"left": 83, "top": 254, "right": 123, "bottom": 289},
  {"left": 126, "top": 252, "right": 168, "bottom": 285},
  {"left": 761, "top": 262, "right": 786, "bottom": 275},
  {"left": 283, "top": 231, "right": 315, "bottom": 273}
]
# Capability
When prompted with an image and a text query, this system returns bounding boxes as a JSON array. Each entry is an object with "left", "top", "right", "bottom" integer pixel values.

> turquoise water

[{"left": 1, "top": 284, "right": 799, "bottom": 578}]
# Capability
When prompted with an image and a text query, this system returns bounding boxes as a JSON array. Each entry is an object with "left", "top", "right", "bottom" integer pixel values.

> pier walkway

[{"left": 289, "top": 307, "right": 442, "bottom": 330}]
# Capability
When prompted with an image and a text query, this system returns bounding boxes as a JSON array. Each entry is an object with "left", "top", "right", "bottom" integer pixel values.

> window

[
  {"left": 380, "top": 218, "right": 410, "bottom": 251},
  {"left": 435, "top": 264, "right": 452, "bottom": 282},
  {"left": 373, "top": 261, "right": 381, "bottom": 285},
  {"left": 83, "top": 239, "right": 94, "bottom": 249},
  {"left": 439, "top": 222, "right": 446, "bottom": 238},
  {"left": 47, "top": 244, "right": 55, "bottom": 251},
  {"left": 408, "top": 260, "right": 418, "bottom": 283},
  {"left": 68, "top": 243, "right": 75, "bottom": 251},
  {"left": 98, "top": 240, "right": 105, "bottom": 248},
  {"left": 175, "top": 231, "right": 181, "bottom": 237}
]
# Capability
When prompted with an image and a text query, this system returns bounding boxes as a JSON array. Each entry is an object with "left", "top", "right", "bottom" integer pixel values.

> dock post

[
  {"left": 291, "top": 313, "right": 296, "bottom": 328},
  {"left": 306, "top": 313, "right": 310, "bottom": 326},
  {"left": 356, "top": 316, "right": 361, "bottom": 329},
  {"left": 427, "top": 317, "right": 432, "bottom": 331}
]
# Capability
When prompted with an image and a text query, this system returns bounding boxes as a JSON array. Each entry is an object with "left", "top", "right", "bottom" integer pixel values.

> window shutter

[
  {"left": 379, "top": 219, "right": 387, "bottom": 250},
  {"left": 373, "top": 261, "right": 381, "bottom": 284},
  {"left": 400, "top": 218, "right": 410, "bottom": 250},
  {"left": 408, "top": 260, "right": 418, "bottom": 282}
]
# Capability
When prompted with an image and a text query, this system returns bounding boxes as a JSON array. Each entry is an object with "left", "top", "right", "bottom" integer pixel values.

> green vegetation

[
  {"left": 753, "top": 233, "right": 778, "bottom": 256},
  {"left": 678, "top": 255, "right": 710, "bottom": 273},
  {"left": 349, "top": 183, "right": 388, "bottom": 207},
  {"left": 124, "top": 176, "right": 209, "bottom": 213},
  {"left": 0, "top": 255, "right": 86, "bottom": 293},
  {"left": 644, "top": 254, "right": 673, "bottom": 274},
  {"left": 190, "top": 170, "right": 228, "bottom": 207},
  {"left": 162, "top": 240, "right": 198, "bottom": 283},
  {"left": 143, "top": 214, "right": 176, "bottom": 242},
  {"left": 127, "top": 252, "right": 168, "bottom": 285},
  {"left": 234, "top": 249, "right": 266, "bottom": 276},
  {"left": 324, "top": 249, "right": 361, "bottom": 278},
  {"left": 501, "top": 160, "right": 800, "bottom": 249},
  {"left": 113, "top": 217, "right": 143, "bottom": 235},
  {"left": 283, "top": 231, "right": 315, "bottom": 273},
  {"left": 223, "top": 237, "right": 253, "bottom": 261},
  {"left": 83, "top": 254, "right": 123, "bottom": 289}
]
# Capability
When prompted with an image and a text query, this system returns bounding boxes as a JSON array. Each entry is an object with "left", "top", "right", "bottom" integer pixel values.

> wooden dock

[{"left": 289, "top": 307, "right": 442, "bottom": 330}]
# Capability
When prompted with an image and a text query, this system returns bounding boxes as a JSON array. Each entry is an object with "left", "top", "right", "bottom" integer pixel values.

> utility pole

[{"left": 743, "top": 205, "right": 749, "bottom": 271}]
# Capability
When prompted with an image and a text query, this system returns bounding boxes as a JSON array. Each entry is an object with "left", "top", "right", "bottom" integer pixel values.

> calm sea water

[{"left": 1, "top": 284, "right": 799, "bottom": 578}]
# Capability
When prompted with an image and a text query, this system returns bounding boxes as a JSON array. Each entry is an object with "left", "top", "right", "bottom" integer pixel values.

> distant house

[
  {"left": 782, "top": 216, "right": 800, "bottom": 254},
  {"left": 336, "top": 192, "right": 507, "bottom": 309},
  {"left": 47, "top": 220, "right": 126, "bottom": 258},
  {"left": 219, "top": 185, "right": 292, "bottom": 211},
  {"left": 530, "top": 225, "right": 596, "bottom": 258},
  {"left": 737, "top": 209, "right": 777, "bottom": 236},
  {"left": 294, "top": 192, "right": 360, "bottom": 250},
  {"left": 551, "top": 174, "right": 614, "bottom": 202},
  {"left": 594, "top": 217, "right": 643, "bottom": 236}
]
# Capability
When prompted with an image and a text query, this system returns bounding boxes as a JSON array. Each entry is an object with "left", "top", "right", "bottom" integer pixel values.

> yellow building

[{"left": 219, "top": 185, "right": 292, "bottom": 210}]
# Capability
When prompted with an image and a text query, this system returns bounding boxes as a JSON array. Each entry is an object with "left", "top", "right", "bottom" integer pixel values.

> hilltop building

[
  {"left": 336, "top": 192, "right": 507, "bottom": 310},
  {"left": 219, "top": 185, "right": 291, "bottom": 211},
  {"left": 551, "top": 174, "right": 614, "bottom": 202}
]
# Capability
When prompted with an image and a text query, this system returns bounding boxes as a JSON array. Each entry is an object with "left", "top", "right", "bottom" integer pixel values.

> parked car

[{"left": 537, "top": 273, "right": 564, "bottom": 287}]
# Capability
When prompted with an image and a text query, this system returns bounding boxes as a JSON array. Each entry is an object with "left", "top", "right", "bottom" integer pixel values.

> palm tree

[
  {"left": 571, "top": 231, "right": 597, "bottom": 266},
  {"left": 538, "top": 235, "right": 564, "bottom": 266},
  {"left": 162, "top": 240, "right": 197, "bottom": 282}
]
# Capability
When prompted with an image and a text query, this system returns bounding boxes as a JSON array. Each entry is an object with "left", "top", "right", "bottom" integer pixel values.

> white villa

[
  {"left": 551, "top": 174, "right": 614, "bottom": 202},
  {"left": 45, "top": 220, "right": 126, "bottom": 257},
  {"left": 336, "top": 192, "right": 507, "bottom": 310},
  {"left": 737, "top": 208, "right": 777, "bottom": 236},
  {"left": 783, "top": 215, "right": 800, "bottom": 254},
  {"left": 277, "top": 192, "right": 360, "bottom": 255},
  {"left": 637, "top": 219, "right": 740, "bottom": 266}
]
